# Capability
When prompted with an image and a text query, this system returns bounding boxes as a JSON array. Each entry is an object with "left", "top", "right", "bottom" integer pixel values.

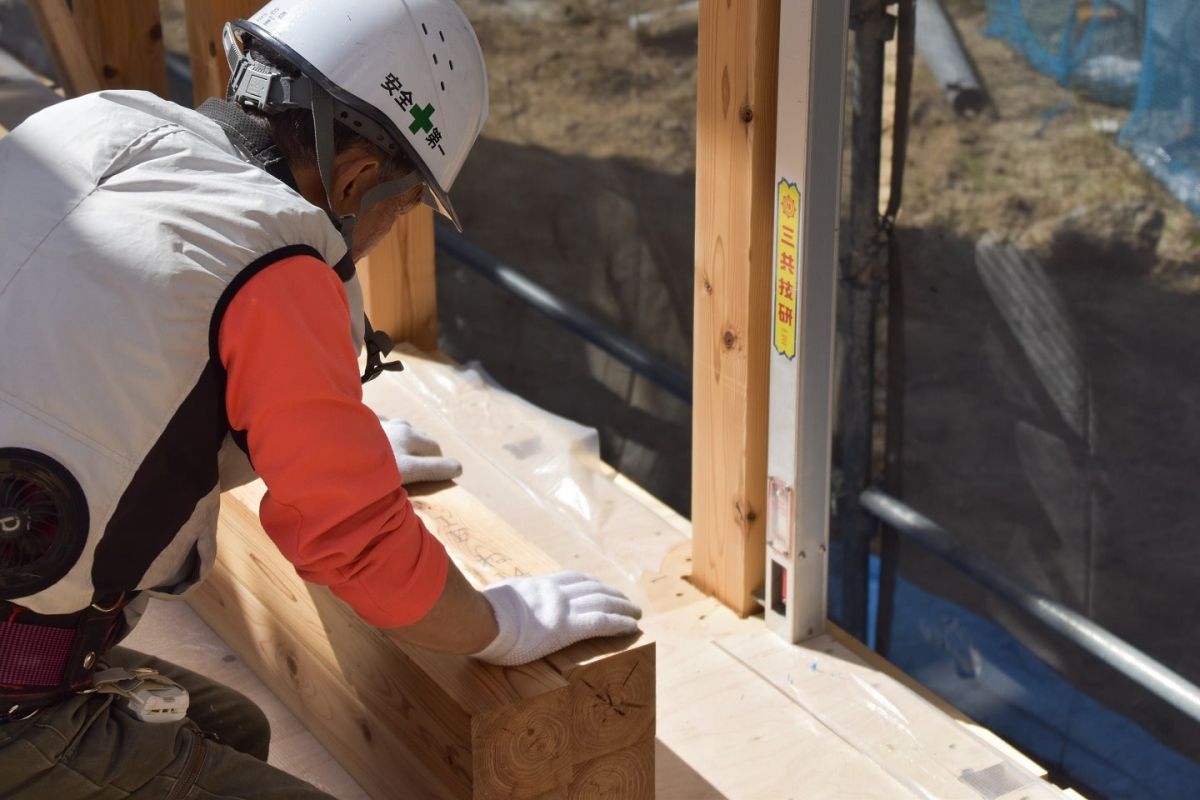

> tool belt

[{"left": 0, "top": 593, "right": 135, "bottom": 722}]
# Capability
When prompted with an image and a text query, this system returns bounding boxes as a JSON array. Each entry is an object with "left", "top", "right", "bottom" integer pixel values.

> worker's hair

[{"left": 241, "top": 40, "right": 415, "bottom": 181}]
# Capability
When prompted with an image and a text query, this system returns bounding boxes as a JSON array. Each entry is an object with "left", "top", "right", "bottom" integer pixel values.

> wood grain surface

[
  {"left": 690, "top": 0, "right": 780, "bottom": 616},
  {"left": 191, "top": 480, "right": 654, "bottom": 799}
]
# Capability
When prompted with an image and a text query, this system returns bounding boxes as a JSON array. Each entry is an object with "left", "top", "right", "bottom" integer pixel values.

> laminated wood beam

[
  {"left": 72, "top": 0, "right": 167, "bottom": 97},
  {"left": 691, "top": 0, "right": 781, "bottom": 615},
  {"left": 190, "top": 567, "right": 454, "bottom": 800},
  {"left": 184, "top": 0, "right": 439, "bottom": 350},
  {"left": 26, "top": 0, "right": 100, "bottom": 96},
  {"left": 189, "top": 480, "right": 654, "bottom": 799}
]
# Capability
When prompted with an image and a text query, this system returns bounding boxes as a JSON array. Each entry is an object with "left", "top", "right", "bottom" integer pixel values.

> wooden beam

[
  {"left": 191, "top": 565, "right": 456, "bottom": 799},
  {"left": 190, "top": 480, "right": 654, "bottom": 799},
  {"left": 691, "top": 0, "right": 781, "bottom": 615},
  {"left": 26, "top": 0, "right": 101, "bottom": 96},
  {"left": 184, "top": 0, "right": 439, "bottom": 349},
  {"left": 358, "top": 205, "right": 439, "bottom": 351},
  {"left": 72, "top": 0, "right": 167, "bottom": 97}
]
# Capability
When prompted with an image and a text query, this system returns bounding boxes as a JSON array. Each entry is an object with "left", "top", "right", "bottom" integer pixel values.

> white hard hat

[{"left": 226, "top": 0, "right": 489, "bottom": 233}]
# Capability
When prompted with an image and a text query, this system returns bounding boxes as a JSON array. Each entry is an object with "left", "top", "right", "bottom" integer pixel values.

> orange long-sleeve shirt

[{"left": 218, "top": 254, "right": 449, "bottom": 628}]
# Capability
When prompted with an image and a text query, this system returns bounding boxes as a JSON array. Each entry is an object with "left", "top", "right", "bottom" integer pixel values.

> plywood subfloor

[{"left": 128, "top": 587, "right": 1060, "bottom": 799}]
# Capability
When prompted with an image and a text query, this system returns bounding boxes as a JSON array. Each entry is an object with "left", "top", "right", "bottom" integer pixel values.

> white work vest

[{"left": 0, "top": 90, "right": 363, "bottom": 616}]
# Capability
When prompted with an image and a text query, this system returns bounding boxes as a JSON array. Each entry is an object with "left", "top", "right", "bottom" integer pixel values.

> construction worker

[{"left": 0, "top": 1, "right": 640, "bottom": 796}]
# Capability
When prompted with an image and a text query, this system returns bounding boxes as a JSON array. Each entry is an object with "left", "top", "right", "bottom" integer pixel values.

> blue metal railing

[
  {"left": 861, "top": 488, "right": 1200, "bottom": 725},
  {"left": 435, "top": 226, "right": 692, "bottom": 404}
]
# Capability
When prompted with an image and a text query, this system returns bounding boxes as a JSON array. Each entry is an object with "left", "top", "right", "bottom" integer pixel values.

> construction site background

[{"left": 2, "top": 0, "right": 1198, "bottom": 796}]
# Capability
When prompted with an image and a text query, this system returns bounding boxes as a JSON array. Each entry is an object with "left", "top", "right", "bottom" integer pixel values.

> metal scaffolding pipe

[
  {"left": 837, "top": 0, "right": 891, "bottom": 641},
  {"left": 435, "top": 227, "right": 693, "bottom": 404},
  {"left": 915, "top": 0, "right": 988, "bottom": 116},
  {"left": 860, "top": 488, "right": 1200, "bottom": 725}
]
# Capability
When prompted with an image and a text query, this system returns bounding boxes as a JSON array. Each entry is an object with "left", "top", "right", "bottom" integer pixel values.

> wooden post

[
  {"left": 184, "top": 0, "right": 257, "bottom": 107},
  {"left": 184, "top": 0, "right": 439, "bottom": 349},
  {"left": 358, "top": 207, "right": 439, "bottom": 351},
  {"left": 690, "top": 0, "right": 781, "bottom": 615},
  {"left": 26, "top": 0, "right": 101, "bottom": 96},
  {"left": 72, "top": 0, "right": 167, "bottom": 97}
]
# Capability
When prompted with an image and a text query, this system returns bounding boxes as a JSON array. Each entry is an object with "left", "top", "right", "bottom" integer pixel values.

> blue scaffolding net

[
  {"left": 985, "top": 0, "right": 1200, "bottom": 218},
  {"left": 1119, "top": 0, "right": 1200, "bottom": 217},
  {"left": 985, "top": 0, "right": 1146, "bottom": 105}
]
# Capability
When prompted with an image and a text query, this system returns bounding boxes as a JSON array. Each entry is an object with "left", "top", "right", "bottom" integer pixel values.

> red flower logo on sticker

[{"left": 781, "top": 195, "right": 798, "bottom": 220}]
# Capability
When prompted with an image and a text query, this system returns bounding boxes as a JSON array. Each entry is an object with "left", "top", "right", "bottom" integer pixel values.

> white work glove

[
  {"left": 380, "top": 418, "right": 463, "bottom": 484},
  {"left": 472, "top": 571, "right": 643, "bottom": 666}
]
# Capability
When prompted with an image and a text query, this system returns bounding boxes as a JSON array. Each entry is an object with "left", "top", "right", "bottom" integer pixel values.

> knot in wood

[
  {"left": 734, "top": 499, "right": 757, "bottom": 527},
  {"left": 571, "top": 655, "right": 654, "bottom": 755},
  {"left": 722, "top": 329, "right": 737, "bottom": 350},
  {"left": 741, "top": 105, "right": 754, "bottom": 124}
]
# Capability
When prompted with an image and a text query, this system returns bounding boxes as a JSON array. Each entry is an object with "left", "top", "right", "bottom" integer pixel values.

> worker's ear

[{"left": 332, "top": 148, "right": 383, "bottom": 212}]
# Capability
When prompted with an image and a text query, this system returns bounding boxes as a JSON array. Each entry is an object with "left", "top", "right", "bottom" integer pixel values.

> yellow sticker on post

[{"left": 774, "top": 180, "right": 800, "bottom": 359}]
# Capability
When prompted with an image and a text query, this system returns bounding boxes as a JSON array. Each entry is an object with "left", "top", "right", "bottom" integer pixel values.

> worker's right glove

[{"left": 471, "top": 572, "right": 642, "bottom": 666}]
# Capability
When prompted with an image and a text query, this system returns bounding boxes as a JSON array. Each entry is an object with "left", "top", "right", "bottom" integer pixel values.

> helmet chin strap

[
  {"left": 309, "top": 89, "right": 425, "bottom": 253},
  {"left": 308, "top": 87, "right": 422, "bottom": 384}
]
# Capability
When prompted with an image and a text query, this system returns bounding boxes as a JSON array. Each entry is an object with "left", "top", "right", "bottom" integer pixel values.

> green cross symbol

[{"left": 409, "top": 103, "right": 435, "bottom": 134}]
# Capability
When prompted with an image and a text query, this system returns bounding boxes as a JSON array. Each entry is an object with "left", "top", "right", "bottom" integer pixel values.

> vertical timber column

[
  {"left": 691, "top": 0, "right": 781, "bottom": 615},
  {"left": 73, "top": 0, "right": 167, "bottom": 97},
  {"left": 26, "top": 0, "right": 101, "bottom": 96},
  {"left": 185, "top": 0, "right": 263, "bottom": 106},
  {"left": 185, "top": 0, "right": 438, "bottom": 349},
  {"left": 357, "top": 207, "right": 439, "bottom": 351}
]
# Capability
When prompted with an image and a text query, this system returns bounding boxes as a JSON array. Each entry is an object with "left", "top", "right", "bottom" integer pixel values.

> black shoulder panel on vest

[{"left": 90, "top": 361, "right": 226, "bottom": 597}]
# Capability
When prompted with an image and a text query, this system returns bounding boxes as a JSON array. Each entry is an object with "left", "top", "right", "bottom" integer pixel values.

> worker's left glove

[
  {"left": 380, "top": 418, "right": 463, "bottom": 485},
  {"left": 472, "top": 571, "right": 642, "bottom": 666}
]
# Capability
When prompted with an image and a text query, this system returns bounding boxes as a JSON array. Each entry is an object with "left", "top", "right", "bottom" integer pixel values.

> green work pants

[{"left": 0, "top": 647, "right": 336, "bottom": 799}]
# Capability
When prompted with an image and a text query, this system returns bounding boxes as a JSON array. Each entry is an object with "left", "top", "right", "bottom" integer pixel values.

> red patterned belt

[{"left": 0, "top": 594, "right": 134, "bottom": 721}]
